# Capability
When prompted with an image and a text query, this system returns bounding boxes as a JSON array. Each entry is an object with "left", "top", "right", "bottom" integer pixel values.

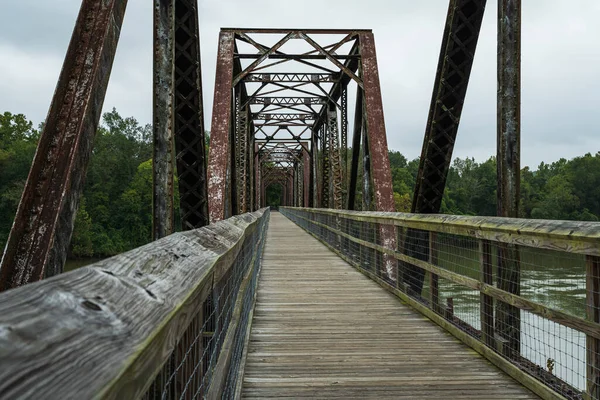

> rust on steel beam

[
  {"left": 320, "top": 125, "right": 330, "bottom": 208},
  {"left": 207, "top": 31, "right": 235, "bottom": 223},
  {"left": 173, "top": 0, "right": 209, "bottom": 230},
  {"left": 404, "top": 0, "right": 487, "bottom": 295},
  {"left": 412, "top": 0, "right": 487, "bottom": 214},
  {"left": 358, "top": 33, "right": 394, "bottom": 212},
  {"left": 303, "top": 146, "right": 311, "bottom": 207},
  {"left": 153, "top": 0, "right": 175, "bottom": 240},
  {"left": 309, "top": 133, "right": 317, "bottom": 207},
  {"left": 340, "top": 86, "right": 348, "bottom": 203},
  {"left": 359, "top": 32, "right": 396, "bottom": 282},
  {"left": 327, "top": 103, "right": 343, "bottom": 209},
  {"left": 496, "top": 0, "right": 521, "bottom": 358},
  {"left": 222, "top": 28, "right": 372, "bottom": 34},
  {"left": 0, "top": 0, "right": 128, "bottom": 290}
]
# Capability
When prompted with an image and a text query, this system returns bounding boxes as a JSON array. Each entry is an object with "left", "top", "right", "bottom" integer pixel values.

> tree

[{"left": 0, "top": 112, "right": 39, "bottom": 248}]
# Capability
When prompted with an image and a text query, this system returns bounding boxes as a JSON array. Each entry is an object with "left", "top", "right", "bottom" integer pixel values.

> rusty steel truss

[
  {"left": 1, "top": 0, "right": 522, "bottom": 315},
  {"left": 207, "top": 28, "right": 395, "bottom": 221}
]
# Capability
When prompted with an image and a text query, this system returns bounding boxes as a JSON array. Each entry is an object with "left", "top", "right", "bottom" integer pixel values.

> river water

[{"left": 435, "top": 244, "right": 587, "bottom": 390}]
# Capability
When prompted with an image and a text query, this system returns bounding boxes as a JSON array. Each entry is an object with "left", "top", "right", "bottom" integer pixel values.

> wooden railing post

[
  {"left": 587, "top": 255, "right": 600, "bottom": 400},
  {"left": 480, "top": 239, "right": 495, "bottom": 349},
  {"left": 428, "top": 232, "right": 439, "bottom": 314}
]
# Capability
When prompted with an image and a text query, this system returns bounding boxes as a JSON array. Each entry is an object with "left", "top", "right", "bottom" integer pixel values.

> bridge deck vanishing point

[{"left": 241, "top": 212, "right": 538, "bottom": 399}]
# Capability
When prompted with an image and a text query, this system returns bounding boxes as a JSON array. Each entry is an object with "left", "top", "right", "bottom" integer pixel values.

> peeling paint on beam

[
  {"left": 0, "top": 0, "right": 128, "bottom": 291},
  {"left": 207, "top": 31, "right": 235, "bottom": 223},
  {"left": 223, "top": 28, "right": 372, "bottom": 34},
  {"left": 358, "top": 33, "right": 394, "bottom": 213},
  {"left": 153, "top": 0, "right": 175, "bottom": 240},
  {"left": 497, "top": 0, "right": 522, "bottom": 359},
  {"left": 497, "top": 0, "right": 521, "bottom": 218}
]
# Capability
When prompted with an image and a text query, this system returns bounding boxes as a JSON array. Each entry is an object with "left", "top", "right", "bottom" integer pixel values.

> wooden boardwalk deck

[{"left": 241, "top": 212, "right": 538, "bottom": 399}]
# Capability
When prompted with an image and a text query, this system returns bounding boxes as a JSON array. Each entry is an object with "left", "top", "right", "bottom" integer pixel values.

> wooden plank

[
  {"left": 0, "top": 209, "right": 268, "bottom": 399},
  {"left": 241, "top": 212, "right": 539, "bottom": 399}
]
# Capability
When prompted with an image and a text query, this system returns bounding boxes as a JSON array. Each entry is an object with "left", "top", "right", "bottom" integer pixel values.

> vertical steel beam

[
  {"left": 496, "top": 0, "right": 521, "bottom": 358},
  {"left": 310, "top": 133, "right": 317, "bottom": 207},
  {"left": 328, "top": 103, "right": 343, "bottom": 209},
  {"left": 362, "top": 125, "right": 372, "bottom": 210},
  {"left": 347, "top": 87, "right": 363, "bottom": 210},
  {"left": 229, "top": 93, "right": 238, "bottom": 216},
  {"left": 304, "top": 147, "right": 311, "bottom": 207},
  {"left": 358, "top": 33, "right": 394, "bottom": 213},
  {"left": 341, "top": 86, "right": 348, "bottom": 204},
  {"left": 207, "top": 31, "right": 235, "bottom": 222},
  {"left": 173, "top": 0, "right": 209, "bottom": 230},
  {"left": 153, "top": 0, "right": 175, "bottom": 241},
  {"left": 254, "top": 142, "right": 259, "bottom": 210},
  {"left": 359, "top": 33, "right": 396, "bottom": 282},
  {"left": 412, "top": 0, "right": 487, "bottom": 214},
  {"left": 321, "top": 126, "right": 330, "bottom": 208},
  {"left": 0, "top": 0, "right": 128, "bottom": 290},
  {"left": 249, "top": 134, "right": 256, "bottom": 211}
]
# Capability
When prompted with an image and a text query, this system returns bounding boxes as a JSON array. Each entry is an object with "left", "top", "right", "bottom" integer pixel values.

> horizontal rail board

[
  {"left": 286, "top": 207, "right": 600, "bottom": 256},
  {"left": 0, "top": 209, "right": 269, "bottom": 399}
]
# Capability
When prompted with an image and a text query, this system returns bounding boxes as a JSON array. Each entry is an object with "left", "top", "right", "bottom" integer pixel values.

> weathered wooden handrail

[
  {"left": 281, "top": 207, "right": 600, "bottom": 400},
  {"left": 0, "top": 208, "right": 269, "bottom": 399}
]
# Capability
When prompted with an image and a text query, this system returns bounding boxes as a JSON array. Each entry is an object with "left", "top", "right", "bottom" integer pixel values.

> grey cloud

[{"left": 1, "top": 0, "right": 599, "bottom": 169}]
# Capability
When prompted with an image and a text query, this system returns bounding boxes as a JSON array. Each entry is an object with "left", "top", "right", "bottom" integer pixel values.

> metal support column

[
  {"left": 0, "top": 0, "right": 128, "bottom": 289},
  {"left": 496, "top": 0, "right": 521, "bottom": 358},
  {"left": 328, "top": 103, "right": 343, "bottom": 210},
  {"left": 173, "top": 0, "right": 209, "bottom": 230},
  {"left": 207, "top": 31, "right": 235, "bottom": 222}
]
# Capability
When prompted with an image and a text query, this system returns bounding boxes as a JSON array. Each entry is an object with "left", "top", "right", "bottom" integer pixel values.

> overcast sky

[{"left": 1, "top": 0, "right": 599, "bottom": 168}]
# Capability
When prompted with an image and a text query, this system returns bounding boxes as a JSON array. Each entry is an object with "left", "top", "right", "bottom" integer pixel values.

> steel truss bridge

[{"left": 0, "top": 1, "right": 599, "bottom": 399}]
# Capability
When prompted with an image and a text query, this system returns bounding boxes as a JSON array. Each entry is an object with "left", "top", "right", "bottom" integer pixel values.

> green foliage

[
  {"left": 0, "top": 112, "right": 39, "bottom": 246},
  {"left": 266, "top": 184, "right": 283, "bottom": 207},
  {"left": 0, "top": 109, "right": 155, "bottom": 258},
  {"left": 388, "top": 150, "right": 600, "bottom": 221}
]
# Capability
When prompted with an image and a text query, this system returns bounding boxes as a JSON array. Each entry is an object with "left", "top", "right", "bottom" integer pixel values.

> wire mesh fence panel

[
  {"left": 280, "top": 207, "right": 600, "bottom": 400},
  {"left": 141, "top": 210, "right": 269, "bottom": 400}
]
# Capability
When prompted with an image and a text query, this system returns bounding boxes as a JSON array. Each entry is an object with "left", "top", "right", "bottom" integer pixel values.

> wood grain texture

[
  {"left": 241, "top": 212, "right": 538, "bottom": 399},
  {"left": 0, "top": 209, "right": 268, "bottom": 400}
]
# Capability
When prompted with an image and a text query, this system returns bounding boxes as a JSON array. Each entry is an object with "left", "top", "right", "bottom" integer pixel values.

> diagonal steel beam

[
  {"left": 0, "top": 0, "right": 128, "bottom": 290},
  {"left": 172, "top": 0, "right": 209, "bottom": 230},
  {"left": 232, "top": 33, "right": 294, "bottom": 86},
  {"left": 405, "top": 0, "right": 487, "bottom": 296},
  {"left": 300, "top": 33, "right": 363, "bottom": 89},
  {"left": 412, "top": 0, "right": 487, "bottom": 214}
]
